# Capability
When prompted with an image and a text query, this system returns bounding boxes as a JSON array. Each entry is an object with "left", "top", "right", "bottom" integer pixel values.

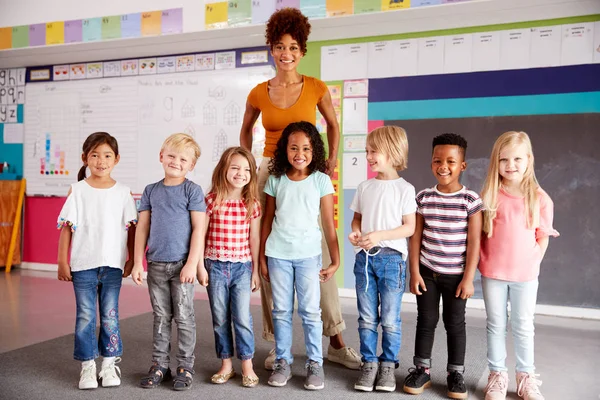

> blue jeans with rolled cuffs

[
  {"left": 268, "top": 254, "right": 323, "bottom": 366},
  {"left": 72, "top": 266, "right": 123, "bottom": 361},
  {"left": 147, "top": 260, "right": 196, "bottom": 370},
  {"left": 354, "top": 247, "right": 406, "bottom": 364},
  {"left": 206, "top": 259, "right": 255, "bottom": 360}
]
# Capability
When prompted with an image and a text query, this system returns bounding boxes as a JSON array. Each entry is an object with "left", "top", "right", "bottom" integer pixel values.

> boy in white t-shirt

[{"left": 349, "top": 126, "right": 417, "bottom": 393}]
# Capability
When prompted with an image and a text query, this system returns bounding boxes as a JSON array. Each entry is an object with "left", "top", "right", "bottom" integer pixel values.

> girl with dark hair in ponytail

[{"left": 57, "top": 132, "right": 138, "bottom": 390}]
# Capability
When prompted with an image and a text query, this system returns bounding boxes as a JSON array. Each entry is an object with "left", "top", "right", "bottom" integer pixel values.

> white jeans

[{"left": 481, "top": 276, "right": 539, "bottom": 373}]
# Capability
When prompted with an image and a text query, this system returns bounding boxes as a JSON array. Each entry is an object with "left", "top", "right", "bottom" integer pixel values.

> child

[
  {"left": 199, "top": 147, "right": 262, "bottom": 388},
  {"left": 131, "top": 133, "right": 206, "bottom": 391},
  {"left": 261, "top": 121, "right": 340, "bottom": 390},
  {"left": 57, "top": 132, "right": 138, "bottom": 390},
  {"left": 403, "top": 133, "right": 483, "bottom": 399},
  {"left": 479, "top": 131, "right": 558, "bottom": 400},
  {"left": 349, "top": 126, "right": 416, "bottom": 392}
]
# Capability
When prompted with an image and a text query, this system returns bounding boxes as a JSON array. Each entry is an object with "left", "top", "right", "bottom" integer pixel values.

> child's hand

[
  {"left": 131, "top": 263, "right": 145, "bottom": 285},
  {"left": 358, "top": 231, "right": 382, "bottom": 250},
  {"left": 57, "top": 262, "right": 72, "bottom": 282},
  {"left": 251, "top": 271, "right": 261, "bottom": 292},
  {"left": 410, "top": 273, "right": 427, "bottom": 295},
  {"left": 319, "top": 263, "right": 339, "bottom": 283},
  {"left": 348, "top": 230, "right": 361, "bottom": 246},
  {"left": 122, "top": 259, "right": 134, "bottom": 278},
  {"left": 260, "top": 259, "right": 269, "bottom": 282},
  {"left": 455, "top": 278, "right": 474, "bottom": 300},
  {"left": 197, "top": 266, "right": 209, "bottom": 287},
  {"left": 180, "top": 263, "right": 196, "bottom": 284}
]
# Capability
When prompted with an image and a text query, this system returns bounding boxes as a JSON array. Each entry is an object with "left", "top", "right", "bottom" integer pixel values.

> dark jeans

[{"left": 414, "top": 264, "right": 467, "bottom": 373}]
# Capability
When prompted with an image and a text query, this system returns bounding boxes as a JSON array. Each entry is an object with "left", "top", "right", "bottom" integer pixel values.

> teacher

[{"left": 240, "top": 8, "right": 360, "bottom": 371}]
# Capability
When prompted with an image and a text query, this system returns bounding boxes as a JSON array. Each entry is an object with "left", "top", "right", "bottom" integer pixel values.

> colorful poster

[
  {"left": 69, "top": 64, "right": 86, "bottom": 79},
  {"left": 53, "top": 65, "right": 70, "bottom": 81},
  {"left": 101, "top": 16, "right": 121, "bottom": 40},
  {"left": 276, "top": 0, "right": 300, "bottom": 9},
  {"left": 205, "top": 2, "right": 228, "bottom": 29},
  {"left": 139, "top": 58, "right": 157, "bottom": 74},
  {"left": 82, "top": 18, "right": 102, "bottom": 42},
  {"left": 228, "top": 0, "right": 253, "bottom": 27},
  {"left": 29, "top": 24, "right": 46, "bottom": 46},
  {"left": 0, "top": 28, "right": 11, "bottom": 50},
  {"left": 46, "top": 22, "right": 64, "bottom": 45},
  {"left": 382, "top": 0, "right": 410, "bottom": 11},
  {"left": 121, "top": 60, "right": 139, "bottom": 76},
  {"left": 157, "top": 56, "right": 176, "bottom": 73},
  {"left": 121, "top": 13, "right": 141, "bottom": 38},
  {"left": 161, "top": 8, "right": 183, "bottom": 34},
  {"left": 141, "top": 11, "right": 162, "bottom": 36},
  {"left": 241, "top": 50, "right": 269, "bottom": 64},
  {"left": 326, "top": 0, "right": 353, "bottom": 17},
  {"left": 103, "top": 61, "right": 121, "bottom": 77},
  {"left": 11, "top": 26, "right": 29, "bottom": 48},
  {"left": 196, "top": 53, "right": 216, "bottom": 70},
  {"left": 176, "top": 55, "right": 195, "bottom": 72},
  {"left": 301, "top": 0, "right": 326, "bottom": 18},
  {"left": 215, "top": 51, "right": 236, "bottom": 69},
  {"left": 64, "top": 20, "right": 82, "bottom": 43},
  {"left": 354, "top": 0, "right": 380, "bottom": 13},
  {"left": 86, "top": 63, "right": 103, "bottom": 78},
  {"left": 252, "top": 0, "right": 277, "bottom": 24}
]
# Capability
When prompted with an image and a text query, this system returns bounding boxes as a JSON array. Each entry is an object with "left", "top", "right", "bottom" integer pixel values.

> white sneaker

[
  {"left": 327, "top": 345, "right": 362, "bottom": 370},
  {"left": 99, "top": 357, "right": 122, "bottom": 387},
  {"left": 79, "top": 362, "right": 98, "bottom": 390},
  {"left": 264, "top": 348, "right": 276, "bottom": 371}
]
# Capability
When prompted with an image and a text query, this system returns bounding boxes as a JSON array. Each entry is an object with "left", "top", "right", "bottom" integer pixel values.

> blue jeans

[
  {"left": 354, "top": 247, "right": 406, "bottom": 364},
  {"left": 206, "top": 259, "right": 255, "bottom": 360},
  {"left": 268, "top": 255, "right": 323, "bottom": 366},
  {"left": 482, "top": 277, "right": 539, "bottom": 373},
  {"left": 72, "top": 267, "right": 123, "bottom": 361}
]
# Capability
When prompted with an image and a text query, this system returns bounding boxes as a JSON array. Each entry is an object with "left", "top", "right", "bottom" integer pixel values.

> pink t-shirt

[{"left": 479, "top": 188, "right": 559, "bottom": 282}]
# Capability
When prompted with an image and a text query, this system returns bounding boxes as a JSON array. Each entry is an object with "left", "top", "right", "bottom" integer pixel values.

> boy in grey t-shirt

[{"left": 132, "top": 133, "right": 206, "bottom": 391}]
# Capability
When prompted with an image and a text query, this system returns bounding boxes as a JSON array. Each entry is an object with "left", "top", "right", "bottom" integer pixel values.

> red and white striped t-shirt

[{"left": 204, "top": 192, "right": 261, "bottom": 262}]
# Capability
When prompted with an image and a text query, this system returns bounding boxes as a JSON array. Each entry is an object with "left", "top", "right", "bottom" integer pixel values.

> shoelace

[
  {"left": 517, "top": 373, "right": 542, "bottom": 396},
  {"left": 344, "top": 347, "right": 360, "bottom": 360},
  {"left": 485, "top": 372, "right": 507, "bottom": 393},
  {"left": 81, "top": 364, "right": 95, "bottom": 379},
  {"left": 273, "top": 362, "right": 287, "bottom": 372},
  {"left": 405, "top": 367, "right": 423, "bottom": 384},
  {"left": 306, "top": 362, "right": 321, "bottom": 375},
  {"left": 99, "top": 357, "right": 121, "bottom": 379},
  {"left": 379, "top": 366, "right": 394, "bottom": 378},
  {"left": 362, "top": 247, "right": 381, "bottom": 292}
]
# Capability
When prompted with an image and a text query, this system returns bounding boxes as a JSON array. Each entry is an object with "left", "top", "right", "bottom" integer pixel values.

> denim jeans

[
  {"left": 268, "top": 255, "right": 323, "bottom": 365},
  {"left": 72, "top": 267, "right": 123, "bottom": 361},
  {"left": 482, "top": 276, "right": 539, "bottom": 373},
  {"left": 147, "top": 260, "right": 196, "bottom": 369},
  {"left": 206, "top": 259, "right": 255, "bottom": 360},
  {"left": 354, "top": 247, "right": 406, "bottom": 364},
  {"left": 413, "top": 264, "right": 467, "bottom": 373}
]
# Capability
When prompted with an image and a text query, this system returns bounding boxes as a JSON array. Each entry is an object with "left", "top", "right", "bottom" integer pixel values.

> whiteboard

[{"left": 23, "top": 66, "right": 274, "bottom": 196}]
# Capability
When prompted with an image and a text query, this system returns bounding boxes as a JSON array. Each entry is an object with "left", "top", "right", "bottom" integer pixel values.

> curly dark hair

[
  {"left": 265, "top": 8, "right": 311, "bottom": 55},
  {"left": 432, "top": 132, "right": 467, "bottom": 158},
  {"left": 268, "top": 121, "right": 327, "bottom": 177}
]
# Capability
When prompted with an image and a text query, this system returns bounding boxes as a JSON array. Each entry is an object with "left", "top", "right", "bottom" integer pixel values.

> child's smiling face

[
  {"left": 431, "top": 144, "right": 466, "bottom": 193},
  {"left": 286, "top": 131, "right": 313, "bottom": 173}
]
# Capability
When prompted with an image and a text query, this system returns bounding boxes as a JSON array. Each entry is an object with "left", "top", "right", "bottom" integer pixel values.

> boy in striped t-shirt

[{"left": 403, "top": 133, "right": 483, "bottom": 400}]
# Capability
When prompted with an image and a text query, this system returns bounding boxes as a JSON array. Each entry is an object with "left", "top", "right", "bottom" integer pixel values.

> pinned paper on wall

[
  {"left": 326, "top": 0, "right": 353, "bottom": 17},
  {"left": 121, "top": 13, "right": 142, "bottom": 38},
  {"left": 561, "top": 23, "right": 594, "bottom": 66},
  {"left": 343, "top": 79, "right": 368, "bottom": 97},
  {"left": 196, "top": 53, "right": 216, "bottom": 70},
  {"left": 70, "top": 64, "right": 86, "bottom": 80},
  {"left": 412, "top": 0, "right": 441, "bottom": 6},
  {"left": 354, "top": 0, "right": 380, "bottom": 13},
  {"left": 418, "top": 36, "right": 444, "bottom": 75},
  {"left": 11, "top": 26, "right": 29, "bottom": 48},
  {"left": 276, "top": 0, "right": 300, "bottom": 9},
  {"left": 205, "top": 2, "right": 228, "bottom": 30},
  {"left": 103, "top": 61, "right": 121, "bottom": 77},
  {"left": 472, "top": 32, "right": 500, "bottom": 71},
  {"left": 121, "top": 60, "right": 139, "bottom": 76},
  {"left": 139, "top": 58, "right": 157, "bottom": 75},
  {"left": 500, "top": 29, "right": 531, "bottom": 70},
  {"left": 161, "top": 8, "right": 183, "bottom": 34},
  {"left": 228, "top": 0, "right": 253, "bottom": 27},
  {"left": 53, "top": 65, "right": 70, "bottom": 81},
  {"left": 530, "top": 26, "right": 562, "bottom": 68},
  {"left": 86, "top": 63, "right": 103, "bottom": 79},
  {"left": 444, "top": 34, "right": 473, "bottom": 73},
  {"left": 301, "top": 0, "right": 327, "bottom": 19},
  {"left": 342, "top": 97, "right": 368, "bottom": 135},
  {"left": 101, "top": 16, "right": 121, "bottom": 40},
  {"left": 216, "top": 51, "right": 236, "bottom": 69},
  {"left": 343, "top": 135, "right": 367, "bottom": 152},
  {"left": 141, "top": 11, "right": 162, "bottom": 36},
  {"left": 0, "top": 27, "right": 11, "bottom": 50},
  {"left": 64, "top": 20, "right": 82, "bottom": 43},
  {"left": 82, "top": 18, "right": 102, "bottom": 42},
  {"left": 28, "top": 24, "right": 45, "bottom": 46},
  {"left": 382, "top": 0, "right": 410, "bottom": 11},
  {"left": 157, "top": 56, "right": 176, "bottom": 74},
  {"left": 252, "top": 0, "right": 277, "bottom": 24},
  {"left": 343, "top": 153, "right": 367, "bottom": 189},
  {"left": 3, "top": 123, "right": 24, "bottom": 144},
  {"left": 46, "top": 22, "right": 65, "bottom": 45},
  {"left": 176, "top": 55, "right": 195, "bottom": 72}
]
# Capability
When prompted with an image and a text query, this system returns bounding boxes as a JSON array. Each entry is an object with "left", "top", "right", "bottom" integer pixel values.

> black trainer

[
  {"left": 447, "top": 370, "right": 468, "bottom": 399},
  {"left": 403, "top": 366, "right": 431, "bottom": 395}
]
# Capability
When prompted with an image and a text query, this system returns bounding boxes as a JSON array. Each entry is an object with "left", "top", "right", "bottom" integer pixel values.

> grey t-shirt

[{"left": 139, "top": 179, "right": 206, "bottom": 262}]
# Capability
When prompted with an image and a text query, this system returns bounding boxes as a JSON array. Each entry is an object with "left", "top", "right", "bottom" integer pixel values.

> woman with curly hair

[
  {"left": 239, "top": 7, "right": 360, "bottom": 374},
  {"left": 259, "top": 121, "right": 339, "bottom": 389}
]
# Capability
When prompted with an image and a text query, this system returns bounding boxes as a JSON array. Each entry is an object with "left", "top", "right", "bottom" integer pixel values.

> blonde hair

[
  {"left": 481, "top": 131, "right": 540, "bottom": 237},
  {"left": 160, "top": 133, "right": 201, "bottom": 162},
  {"left": 366, "top": 126, "right": 409, "bottom": 170},
  {"left": 209, "top": 147, "right": 259, "bottom": 220}
]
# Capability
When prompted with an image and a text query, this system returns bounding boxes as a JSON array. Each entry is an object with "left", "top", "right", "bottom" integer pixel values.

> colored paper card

[
  {"left": 594, "top": 21, "right": 600, "bottom": 64},
  {"left": 560, "top": 23, "right": 594, "bottom": 66},
  {"left": 382, "top": 0, "right": 409, "bottom": 11},
  {"left": 342, "top": 153, "right": 366, "bottom": 189},
  {"left": 417, "top": 36, "right": 444, "bottom": 75},
  {"left": 45, "top": 22, "right": 64, "bottom": 45},
  {"left": 241, "top": 50, "right": 269, "bottom": 64},
  {"left": 343, "top": 79, "right": 368, "bottom": 97},
  {"left": 161, "top": 8, "right": 183, "bottom": 34},
  {"left": 64, "top": 20, "right": 82, "bottom": 43},
  {"left": 53, "top": 65, "right": 70, "bottom": 81},
  {"left": 228, "top": 0, "right": 252, "bottom": 27},
  {"left": 101, "top": 16, "right": 121, "bottom": 40},
  {"left": 354, "top": 0, "right": 380, "bottom": 13},
  {"left": 176, "top": 55, "right": 195, "bottom": 72},
  {"left": 326, "top": 0, "right": 353, "bottom": 16},
  {"left": 121, "top": 60, "right": 138, "bottom": 76},
  {"left": 444, "top": 34, "right": 473, "bottom": 73},
  {"left": 11, "top": 26, "right": 29, "bottom": 48},
  {"left": 343, "top": 135, "right": 367, "bottom": 152},
  {"left": 3, "top": 123, "right": 24, "bottom": 144},
  {"left": 82, "top": 18, "right": 102, "bottom": 42},
  {"left": 141, "top": 11, "right": 162, "bottom": 36},
  {"left": 530, "top": 26, "right": 561, "bottom": 68},
  {"left": 157, "top": 56, "right": 176, "bottom": 74},
  {"left": 500, "top": 29, "right": 531, "bottom": 70},
  {"left": 215, "top": 51, "right": 236, "bottom": 69},
  {"left": 412, "top": 0, "right": 441, "bottom": 5},
  {"left": 276, "top": 0, "right": 300, "bottom": 9},
  {"left": 196, "top": 53, "right": 215, "bottom": 70},
  {"left": 301, "top": 0, "right": 326, "bottom": 18},
  {"left": 0, "top": 28, "right": 11, "bottom": 50},
  {"left": 86, "top": 63, "right": 103, "bottom": 78},
  {"left": 103, "top": 61, "right": 121, "bottom": 77},
  {"left": 252, "top": 0, "right": 276, "bottom": 24},
  {"left": 342, "top": 97, "right": 368, "bottom": 134},
  {"left": 471, "top": 32, "right": 500, "bottom": 71},
  {"left": 121, "top": 13, "right": 141, "bottom": 38},
  {"left": 69, "top": 64, "right": 86, "bottom": 79},
  {"left": 29, "top": 24, "right": 46, "bottom": 46},
  {"left": 442, "top": 0, "right": 469, "bottom": 3},
  {"left": 205, "top": 2, "right": 228, "bottom": 29},
  {"left": 139, "top": 58, "right": 157, "bottom": 75}
]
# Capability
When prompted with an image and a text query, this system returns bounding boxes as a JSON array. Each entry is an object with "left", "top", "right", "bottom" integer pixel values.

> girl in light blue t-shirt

[{"left": 260, "top": 121, "right": 340, "bottom": 391}]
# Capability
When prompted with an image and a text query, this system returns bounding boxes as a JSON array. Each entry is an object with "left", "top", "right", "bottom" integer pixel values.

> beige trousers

[{"left": 257, "top": 157, "right": 346, "bottom": 341}]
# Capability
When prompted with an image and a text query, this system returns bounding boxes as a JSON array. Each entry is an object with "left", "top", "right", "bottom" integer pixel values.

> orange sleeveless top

[{"left": 247, "top": 76, "right": 328, "bottom": 158}]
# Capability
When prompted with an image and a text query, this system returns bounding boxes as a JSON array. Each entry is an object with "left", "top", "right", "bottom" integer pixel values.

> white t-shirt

[
  {"left": 57, "top": 180, "right": 138, "bottom": 272},
  {"left": 349, "top": 177, "right": 417, "bottom": 259}
]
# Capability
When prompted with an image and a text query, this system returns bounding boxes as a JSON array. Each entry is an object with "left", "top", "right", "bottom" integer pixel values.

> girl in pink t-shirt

[{"left": 479, "top": 131, "right": 558, "bottom": 400}]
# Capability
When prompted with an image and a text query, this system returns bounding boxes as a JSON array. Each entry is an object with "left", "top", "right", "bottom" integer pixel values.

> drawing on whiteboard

[
  {"left": 99, "top": 85, "right": 112, "bottom": 94},
  {"left": 164, "top": 97, "right": 174, "bottom": 122},
  {"left": 140, "top": 100, "right": 155, "bottom": 120},
  {"left": 203, "top": 102, "right": 217, "bottom": 125},
  {"left": 223, "top": 102, "right": 240, "bottom": 126},
  {"left": 209, "top": 86, "right": 226, "bottom": 100},
  {"left": 213, "top": 130, "right": 228, "bottom": 161},
  {"left": 181, "top": 99, "right": 196, "bottom": 118}
]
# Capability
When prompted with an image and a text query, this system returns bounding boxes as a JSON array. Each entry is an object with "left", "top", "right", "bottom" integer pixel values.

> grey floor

[{"left": 1, "top": 269, "right": 599, "bottom": 399}]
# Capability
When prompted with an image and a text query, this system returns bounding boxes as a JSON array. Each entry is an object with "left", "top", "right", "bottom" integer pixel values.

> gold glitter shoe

[
  {"left": 242, "top": 374, "right": 259, "bottom": 388},
  {"left": 211, "top": 369, "right": 235, "bottom": 384}
]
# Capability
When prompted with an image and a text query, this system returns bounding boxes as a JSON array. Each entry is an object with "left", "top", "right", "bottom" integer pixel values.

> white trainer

[
  {"left": 79, "top": 362, "right": 98, "bottom": 390},
  {"left": 99, "top": 357, "right": 122, "bottom": 387},
  {"left": 327, "top": 345, "right": 362, "bottom": 370}
]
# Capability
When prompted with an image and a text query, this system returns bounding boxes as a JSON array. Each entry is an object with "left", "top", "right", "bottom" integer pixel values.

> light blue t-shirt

[
  {"left": 139, "top": 179, "right": 206, "bottom": 262},
  {"left": 264, "top": 171, "right": 334, "bottom": 260}
]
